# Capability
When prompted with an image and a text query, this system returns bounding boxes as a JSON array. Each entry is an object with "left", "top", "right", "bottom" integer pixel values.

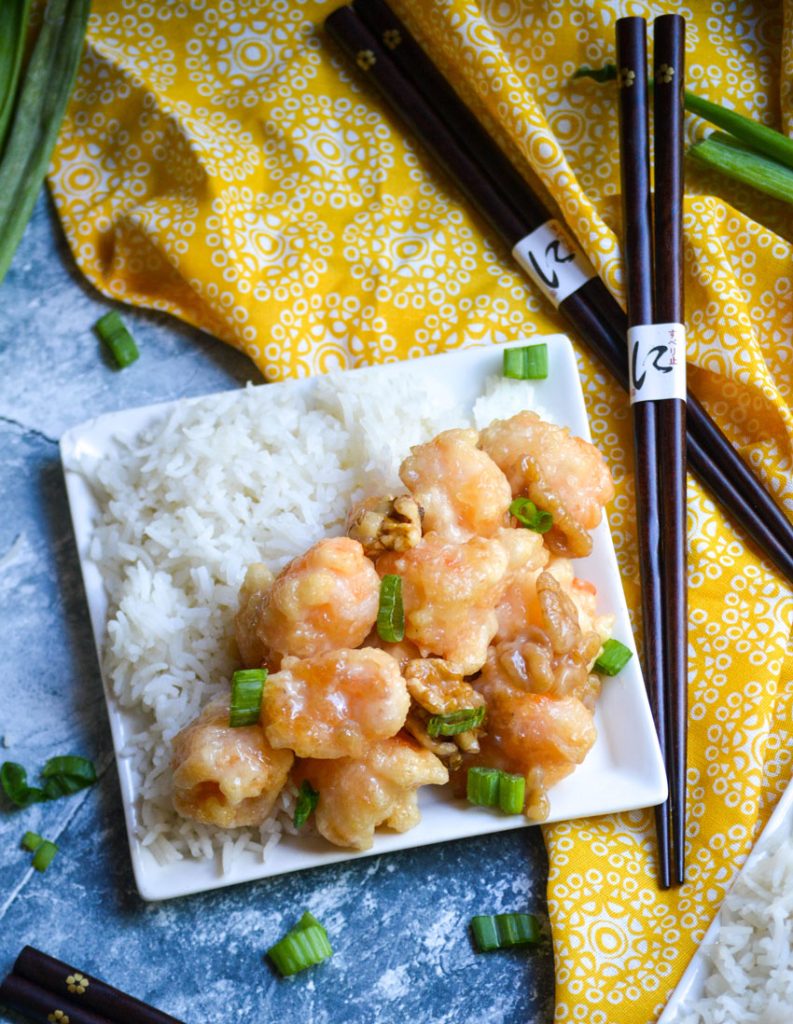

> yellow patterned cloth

[{"left": 49, "top": 1, "right": 793, "bottom": 1020}]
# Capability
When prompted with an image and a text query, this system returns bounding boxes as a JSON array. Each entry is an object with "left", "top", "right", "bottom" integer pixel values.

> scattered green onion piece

[
  {"left": 497, "top": 772, "right": 526, "bottom": 815},
  {"left": 376, "top": 574, "right": 404, "bottom": 643},
  {"left": 427, "top": 706, "right": 486, "bottom": 738},
  {"left": 229, "top": 668, "right": 267, "bottom": 727},
  {"left": 471, "top": 913, "right": 541, "bottom": 952},
  {"left": 467, "top": 767, "right": 501, "bottom": 808},
  {"left": 293, "top": 781, "right": 319, "bottom": 829},
  {"left": 688, "top": 133, "right": 793, "bottom": 205},
  {"left": 0, "top": 0, "right": 92, "bottom": 284},
  {"left": 95, "top": 311, "right": 140, "bottom": 369},
  {"left": 268, "top": 915, "right": 333, "bottom": 976},
  {"left": 509, "top": 498, "right": 553, "bottom": 534},
  {"left": 21, "top": 831, "right": 42, "bottom": 852},
  {"left": 40, "top": 755, "right": 97, "bottom": 799},
  {"left": 0, "top": 762, "right": 47, "bottom": 808},
  {"left": 31, "top": 839, "right": 58, "bottom": 873},
  {"left": 503, "top": 344, "right": 548, "bottom": 380},
  {"left": 594, "top": 638, "right": 633, "bottom": 677}
]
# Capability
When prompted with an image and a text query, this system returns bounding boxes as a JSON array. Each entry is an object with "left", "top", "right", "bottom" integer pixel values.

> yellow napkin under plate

[{"left": 49, "top": 2, "right": 793, "bottom": 1020}]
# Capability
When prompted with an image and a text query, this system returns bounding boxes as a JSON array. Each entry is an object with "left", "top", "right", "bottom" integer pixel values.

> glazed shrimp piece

[
  {"left": 493, "top": 526, "right": 550, "bottom": 642},
  {"left": 263, "top": 648, "right": 410, "bottom": 759},
  {"left": 172, "top": 697, "right": 293, "bottom": 828},
  {"left": 399, "top": 428, "right": 512, "bottom": 542},
  {"left": 377, "top": 533, "right": 509, "bottom": 675},
  {"left": 234, "top": 537, "right": 380, "bottom": 669},
  {"left": 480, "top": 412, "right": 614, "bottom": 558},
  {"left": 295, "top": 735, "right": 449, "bottom": 850}
]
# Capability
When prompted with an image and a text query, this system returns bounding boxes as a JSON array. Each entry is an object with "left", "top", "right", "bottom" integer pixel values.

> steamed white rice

[{"left": 82, "top": 366, "right": 546, "bottom": 871}]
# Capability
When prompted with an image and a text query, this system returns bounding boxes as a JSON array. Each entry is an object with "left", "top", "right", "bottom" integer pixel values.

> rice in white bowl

[{"left": 83, "top": 366, "right": 546, "bottom": 871}]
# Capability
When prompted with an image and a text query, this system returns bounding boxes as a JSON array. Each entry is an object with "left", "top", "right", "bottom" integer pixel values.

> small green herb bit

[
  {"left": 1, "top": 761, "right": 46, "bottom": 807},
  {"left": 95, "top": 311, "right": 140, "bottom": 368},
  {"left": 376, "top": 574, "right": 404, "bottom": 643},
  {"left": 509, "top": 498, "right": 553, "bottom": 534},
  {"left": 427, "top": 706, "right": 485, "bottom": 738},
  {"left": 293, "top": 781, "right": 319, "bottom": 829},
  {"left": 41, "top": 755, "right": 97, "bottom": 799},
  {"left": 31, "top": 839, "right": 58, "bottom": 872},
  {"left": 466, "top": 766, "right": 501, "bottom": 808},
  {"left": 229, "top": 668, "right": 267, "bottom": 728},
  {"left": 21, "top": 831, "right": 42, "bottom": 852},
  {"left": 268, "top": 912, "right": 333, "bottom": 976},
  {"left": 594, "top": 638, "right": 633, "bottom": 677},
  {"left": 503, "top": 344, "right": 548, "bottom": 380},
  {"left": 497, "top": 772, "right": 526, "bottom": 815},
  {"left": 470, "top": 913, "right": 541, "bottom": 952}
]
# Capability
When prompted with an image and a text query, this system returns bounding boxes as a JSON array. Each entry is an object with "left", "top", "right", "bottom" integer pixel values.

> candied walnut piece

[
  {"left": 346, "top": 494, "right": 423, "bottom": 558},
  {"left": 404, "top": 658, "right": 485, "bottom": 715},
  {"left": 172, "top": 697, "right": 293, "bottom": 828}
]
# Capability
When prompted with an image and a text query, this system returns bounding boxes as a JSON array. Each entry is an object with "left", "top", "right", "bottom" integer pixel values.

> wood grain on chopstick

[
  {"left": 325, "top": 1, "right": 793, "bottom": 591},
  {"left": 653, "top": 12, "right": 688, "bottom": 887},
  {"left": 615, "top": 15, "right": 672, "bottom": 890}
]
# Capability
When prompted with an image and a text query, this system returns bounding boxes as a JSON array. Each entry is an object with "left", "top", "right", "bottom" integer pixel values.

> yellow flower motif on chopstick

[
  {"left": 382, "top": 28, "right": 401, "bottom": 50},
  {"left": 657, "top": 63, "right": 675, "bottom": 84},
  {"left": 618, "top": 67, "right": 636, "bottom": 88},
  {"left": 48, "top": 1012, "right": 70, "bottom": 1024},
  {"left": 356, "top": 49, "right": 376, "bottom": 71},
  {"left": 66, "top": 972, "right": 89, "bottom": 995}
]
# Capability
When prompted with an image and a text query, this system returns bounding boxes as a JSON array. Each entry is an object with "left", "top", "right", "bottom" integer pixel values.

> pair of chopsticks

[
  {"left": 616, "top": 16, "right": 686, "bottom": 888},
  {"left": 323, "top": 0, "right": 793, "bottom": 592},
  {"left": 0, "top": 946, "right": 184, "bottom": 1024}
]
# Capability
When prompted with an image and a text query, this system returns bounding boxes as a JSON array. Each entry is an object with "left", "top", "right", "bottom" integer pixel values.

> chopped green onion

[
  {"left": 0, "top": 0, "right": 92, "bottom": 284},
  {"left": 688, "top": 133, "right": 793, "bottom": 205},
  {"left": 509, "top": 498, "right": 553, "bottom": 534},
  {"left": 293, "top": 781, "right": 319, "bottom": 829},
  {"left": 376, "top": 574, "right": 404, "bottom": 643},
  {"left": 229, "top": 668, "right": 267, "bottom": 727},
  {"left": 40, "top": 755, "right": 97, "bottom": 799},
  {"left": 95, "top": 311, "right": 140, "bottom": 368},
  {"left": 467, "top": 767, "right": 501, "bottom": 808},
  {"left": 31, "top": 839, "right": 58, "bottom": 873},
  {"left": 268, "top": 914, "right": 333, "bottom": 976},
  {"left": 467, "top": 767, "right": 526, "bottom": 814},
  {"left": 470, "top": 913, "right": 541, "bottom": 952},
  {"left": 1, "top": 762, "right": 47, "bottom": 808},
  {"left": 503, "top": 344, "right": 548, "bottom": 380},
  {"left": 427, "top": 706, "right": 486, "bottom": 737},
  {"left": 21, "top": 831, "right": 42, "bottom": 852},
  {"left": 594, "top": 638, "right": 633, "bottom": 677},
  {"left": 498, "top": 772, "right": 526, "bottom": 815}
]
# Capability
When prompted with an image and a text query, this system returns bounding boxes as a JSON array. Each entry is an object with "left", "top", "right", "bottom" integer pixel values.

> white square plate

[{"left": 60, "top": 337, "right": 667, "bottom": 900}]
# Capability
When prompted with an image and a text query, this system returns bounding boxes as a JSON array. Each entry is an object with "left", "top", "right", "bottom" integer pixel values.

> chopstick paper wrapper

[
  {"left": 327, "top": 1, "right": 793, "bottom": 586},
  {"left": 9, "top": 946, "right": 185, "bottom": 1024}
]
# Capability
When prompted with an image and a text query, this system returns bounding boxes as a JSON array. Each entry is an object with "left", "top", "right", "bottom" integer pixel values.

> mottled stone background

[{"left": 0, "top": 193, "right": 554, "bottom": 1024}]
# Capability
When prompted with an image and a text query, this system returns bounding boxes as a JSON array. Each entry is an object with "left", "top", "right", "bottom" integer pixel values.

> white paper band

[
  {"left": 512, "top": 219, "right": 596, "bottom": 307},
  {"left": 628, "top": 323, "right": 687, "bottom": 404}
]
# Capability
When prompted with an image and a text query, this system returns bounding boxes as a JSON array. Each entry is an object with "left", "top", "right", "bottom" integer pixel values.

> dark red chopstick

[
  {"left": 5, "top": 946, "right": 185, "bottom": 1024},
  {"left": 653, "top": 13, "right": 688, "bottom": 886},
  {"left": 325, "top": 1, "right": 793, "bottom": 589},
  {"left": 615, "top": 16, "right": 672, "bottom": 890}
]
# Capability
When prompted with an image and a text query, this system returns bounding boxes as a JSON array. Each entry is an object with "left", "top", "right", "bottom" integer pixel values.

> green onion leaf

[
  {"left": 688, "top": 132, "right": 793, "bottom": 206},
  {"left": 0, "top": 762, "right": 47, "bottom": 808},
  {"left": 0, "top": 0, "right": 33, "bottom": 154},
  {"left": 229, "top": 668, "right": 267, "bottom": 727},
  {"left": 427, "top": 706, "right": 486, "bottom": 737},
  {"left": 509, "top": 498, "right": 553, "bottom": 534},
  {"left": 503, "top": 344, "right": 549, "bottom": 380},
  {"left": 31, "top": 839, "right": 58, "bottom": 873},
  {"left": 21, "top": 831, "right": 42, "bottom": 852},
  {"left": 376, "top": 574, "right": 404, "bottom": 643},
  {"left": 95, "top": 311, "right": 140, "bottom": 369},
  {"left": 466, "top": 767, "right": 501, "bottom": 808},
  {"left": 572, "top": 63, "right": 617, "bottom": 84},
  {"left": 268, "top": 915, "right": 333, "bottom": 976},
  {"left": 40, "top": 755, "right": 97, "bottom": 799},
  {"left": 498, "top": 772, "right": 526, "bottom": 815},
  {"left": 471, "top": 913, "right": 541, "bottom": 952},
  {"left": 293, "top": 781, "right": 319, "bottom": 829},
  {"left": 594, "top": 638, "right": 633, "bottom": 676}
]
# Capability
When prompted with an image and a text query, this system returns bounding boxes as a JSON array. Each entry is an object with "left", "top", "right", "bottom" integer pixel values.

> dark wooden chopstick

[
  {"left": 615, "top": 16, "right": 672, "bottom": 889},
  {"left": 653, "top": 13, "right": 688, "bottom": 886},
  {"left": 0, "top": 973, "right": 114, "bottom": 1024},
  {"left": 325, "top": 1, "right": 793, "bottom": 589}
]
